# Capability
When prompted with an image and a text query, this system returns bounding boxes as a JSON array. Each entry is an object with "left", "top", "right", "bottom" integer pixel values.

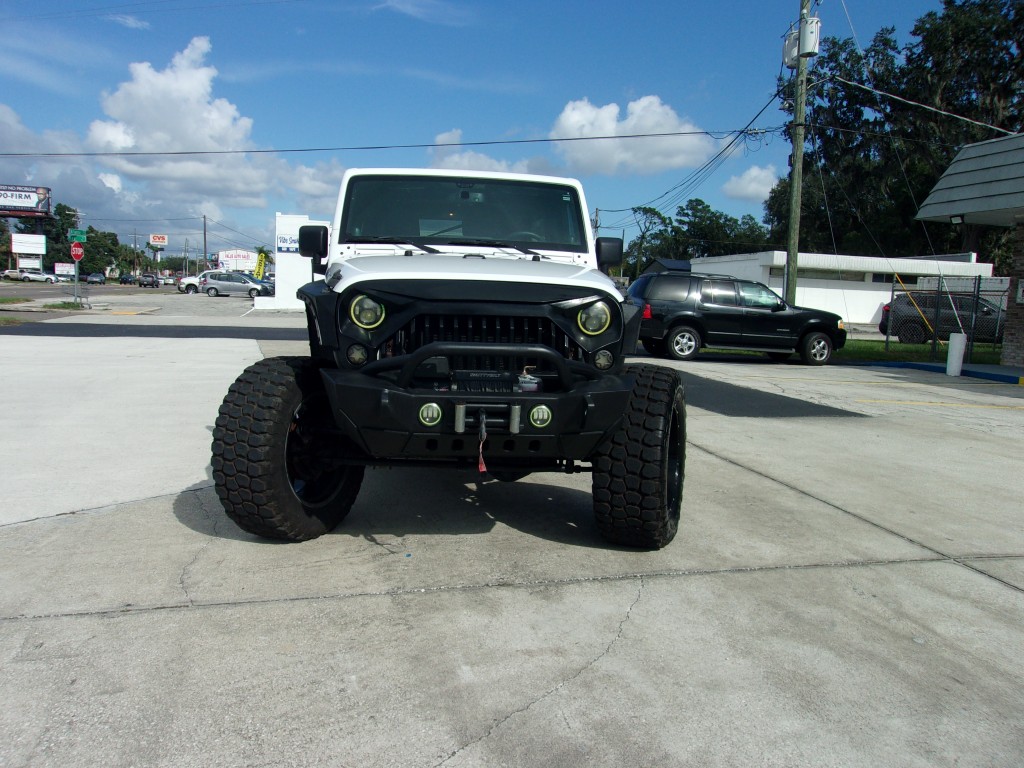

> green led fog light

[
  {"left": 529, "top": 405, "right": 553, "bottom": 429},
  {"left": 346, "top": 344, "right": 368, "bottom": 365},
  {"left": 419, "top": 403, "right": 443, "bottom": 427},
  {"left": 594, "top": 350, "right": 614, "bottom": 370}
]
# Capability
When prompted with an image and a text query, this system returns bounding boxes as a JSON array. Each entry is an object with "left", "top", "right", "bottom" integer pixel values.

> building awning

[{"left": 916, "top": 133, "right": 1024, "bottom": 228}]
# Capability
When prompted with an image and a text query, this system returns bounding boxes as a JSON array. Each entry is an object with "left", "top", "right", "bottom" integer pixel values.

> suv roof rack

[{"left": 689, "top": 273, "right": 741, "bottom": 280}]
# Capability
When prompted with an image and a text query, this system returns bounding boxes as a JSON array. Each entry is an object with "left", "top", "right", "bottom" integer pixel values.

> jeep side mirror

[
  {"left": 772, "top": 300, "right": 786, "bottom": 312},
  {"left": 298, "top": 225, "right": 329, "bottom": 275},
  {"left": 595, "top": 237, "right": 623, "bottom": 269}
]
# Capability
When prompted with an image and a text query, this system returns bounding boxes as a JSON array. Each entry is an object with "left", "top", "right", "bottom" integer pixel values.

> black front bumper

[{"left": 320, "top": 342, "right": 634, "bottom": 463}]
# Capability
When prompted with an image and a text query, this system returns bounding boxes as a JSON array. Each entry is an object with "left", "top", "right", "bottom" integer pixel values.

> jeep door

[
  {"left": 737, "top": 281, "right": 797, "bottom": 347},
  {"left": 698, "top": 279, "right": 745, "bottom": 346}
]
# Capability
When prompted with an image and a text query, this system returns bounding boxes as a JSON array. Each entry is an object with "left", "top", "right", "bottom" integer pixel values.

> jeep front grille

[{"left": 382, "top": 314, "right": 585, "bottom": 372}]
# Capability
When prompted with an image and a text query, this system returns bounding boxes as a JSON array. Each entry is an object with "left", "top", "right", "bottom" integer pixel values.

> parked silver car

[
  {"left": 199, "top": 271, "right": 274, "bottom": 298},
  {"left": 17, "top": 269, "right": 58, "bottom": 283}
]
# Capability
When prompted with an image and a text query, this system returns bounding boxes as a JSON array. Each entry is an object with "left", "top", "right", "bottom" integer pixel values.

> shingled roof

[{"left": 916, "top": 133, "right": 1024, "bottom": 228}]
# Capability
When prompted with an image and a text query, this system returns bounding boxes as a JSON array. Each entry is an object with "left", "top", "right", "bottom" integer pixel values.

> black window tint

[
  {"left": 702, "top": 279, "right": 738, "bottom": 305},
  {"left": 738, "top": 281, "right": 781, "bottom": 308},
  {"left": 626, "top": 274, "right": 653, "bottom": 300},
  {"left": 648, "top": 275, "right": 692, "bottom": 301}
]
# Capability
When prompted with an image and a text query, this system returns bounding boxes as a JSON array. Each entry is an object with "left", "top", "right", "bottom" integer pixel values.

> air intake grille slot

[{"left": 384, "top": 314, "right": 584, "bottom": 372}]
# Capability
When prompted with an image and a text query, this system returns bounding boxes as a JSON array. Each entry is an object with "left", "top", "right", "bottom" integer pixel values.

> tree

[
  {"left": 770, "top": 0, "right": 1022, "bottom": 272},
  {"left": 625, "top": 207, "right": 672, "bottom": 279}
]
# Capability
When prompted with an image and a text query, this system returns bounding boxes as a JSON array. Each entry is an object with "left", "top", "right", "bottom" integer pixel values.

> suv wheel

[
  {"left": 898, "top": 323, "right": 926, "bottom": 344},
  {"left": 206, "top": 287, "right": 219, "bottom": 297},
  {"left": 800, "top": 331, "right": 833, "bottom": 365},
  {"left": 666, "top": 325, "right": 701, "bottom": 361},
  {"left": 211, "top": 356, "right": 365, "bottom": 541},
  {"left": 185, "top": 284, "right": 198, "bottom": 294},
  {"left": 592, "top": 364, "right": 685, "bottom": 549}
]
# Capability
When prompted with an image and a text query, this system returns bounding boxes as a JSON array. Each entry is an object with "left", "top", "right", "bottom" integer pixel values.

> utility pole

[
  {"left": 784, "top": 0, "right": 815, "bottom": 305},
  {"left": 203, "top": 215, "right": 208, "bottom": 272}
]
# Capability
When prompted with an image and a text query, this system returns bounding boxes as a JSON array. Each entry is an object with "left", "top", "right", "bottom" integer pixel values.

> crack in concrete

[
  {"left": 5, "top": 553, "right": 1022, "bottom": 624},
  {"left": 434, "top": 578, "right": 645, "bottom": 767},
  {"left": 177, "top": 490, "right": 219, "bottom": 606},
  {"left": 689, "top": 440, "right": 1024, "bottom": 594}
]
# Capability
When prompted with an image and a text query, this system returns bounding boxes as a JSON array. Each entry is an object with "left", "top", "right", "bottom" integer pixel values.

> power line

[
  {"left": 0, "top": 129, "right": 774, "bottom": 159},
  {"left": 831, "top": 75, "right": 1017, "bottom": 137}
]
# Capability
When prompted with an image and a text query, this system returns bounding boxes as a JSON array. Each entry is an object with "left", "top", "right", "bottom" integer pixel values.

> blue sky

[{"left": 0, "top": 0, "right": 942, "bottom": 257}]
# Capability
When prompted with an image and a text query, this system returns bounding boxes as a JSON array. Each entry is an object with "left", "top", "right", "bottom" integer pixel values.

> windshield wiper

[
  {"left": 443, "top": 238, "right": 541, "bottom": 257},
  {"left": 345, "top": 236, "right": 440, "bottom": 254}
]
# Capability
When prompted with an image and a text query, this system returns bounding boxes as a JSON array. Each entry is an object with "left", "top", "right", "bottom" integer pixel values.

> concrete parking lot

[{"left": 1, "top": 291, "right": 1022, "bottom": 767}]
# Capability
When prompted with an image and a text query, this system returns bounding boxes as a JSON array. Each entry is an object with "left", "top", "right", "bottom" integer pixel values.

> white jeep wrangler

[{"left": 211, "top": 168, "right": 685, "bottom": 548}]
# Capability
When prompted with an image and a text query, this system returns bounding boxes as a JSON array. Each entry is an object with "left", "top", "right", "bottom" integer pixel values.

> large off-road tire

[
  {"left": 592, "top": 364, "right": 685, "bottom": 549},
  {"left": 666, "top": 325, "right": 701, "bottom": 361},
  {"left": 211, "top": 356, "right": 365, "bottom": 541}
]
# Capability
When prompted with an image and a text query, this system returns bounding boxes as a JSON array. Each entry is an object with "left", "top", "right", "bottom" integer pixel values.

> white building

[
  {"left": 688, "top": 251, "right": 995, "bottom": 324},
  {"left": 252, "top": 213, "right": 327, "bottom": 311}
]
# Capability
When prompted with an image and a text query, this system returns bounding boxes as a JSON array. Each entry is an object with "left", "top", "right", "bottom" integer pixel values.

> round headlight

[
  {"left": 577, "top": 301, "right": 612, "bottom": 336},
  {"left": 349, "top": 295, "right": 385, "bottom": 329}
]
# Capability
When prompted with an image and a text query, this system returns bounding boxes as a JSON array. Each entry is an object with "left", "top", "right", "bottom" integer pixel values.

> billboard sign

[
  {"left": 216, "top": 249, "right": 258, "bottom": 272},
  {"left": 0, "top": 185, "right": 51, "bottom": 217},
  {"left": 149, "top": 234, "right": 168, "bottom": 248},
  {"left": 54, "top": 262, "right": 75, "bottom": 276},
  {"left": 11, "top": 233, "right": 47, "bottom": 255},
  {"left": 16, "top": 257, "right": 42, "bottom": 271}
]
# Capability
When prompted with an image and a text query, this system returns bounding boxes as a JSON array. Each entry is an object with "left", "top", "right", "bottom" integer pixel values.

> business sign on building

[
  {"left": 216, "top": 249, "right": 258, "bottom": 272},
  {"left": 11, "top": 233, "right": 47, "bottom": 255},
  {"left": 0, "top": 185, "right": 51, "bottom": 218}
]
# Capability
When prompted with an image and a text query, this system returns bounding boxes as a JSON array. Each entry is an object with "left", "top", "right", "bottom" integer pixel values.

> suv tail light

[
  {"left": 642, "top": 303, "right": 653, "bottom": 320},
  {"left": 882, "top": 303, "right": 890, "bottom": 312}
]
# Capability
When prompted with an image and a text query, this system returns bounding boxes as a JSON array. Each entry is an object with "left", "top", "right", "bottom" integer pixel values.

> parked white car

[{"left": 177, "top": 270, "right": 218, "bottom": 294}]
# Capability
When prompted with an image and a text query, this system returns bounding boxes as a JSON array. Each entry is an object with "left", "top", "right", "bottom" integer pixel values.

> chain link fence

[{"left": 881, "top": 276, "right": 1009, "bottom": 361}]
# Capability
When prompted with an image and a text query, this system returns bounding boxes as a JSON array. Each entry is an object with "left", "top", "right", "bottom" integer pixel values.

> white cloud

[
  {"left": 722, "top": 164, "right": 779, "bottom": 202},
  {"left": 374, "top": 0, "right": 474, "bottom": 26},
  {"left": 98, "top": 173, "right": 122, "bottom": 193},
  {"left": 108, "top": 15, "right": 151, "bottom": 30},
  {"left": 84, "top": 37, "right": 271, "bottom": 208},
  {"left": 429, "top": 129, "right": 531, "bottom": 173},
  {"left": 2, "top": 38, "right": 346, "bottom": 250},
  {"left": 549, "top": 95, "right": 716, "bottom": 176}
]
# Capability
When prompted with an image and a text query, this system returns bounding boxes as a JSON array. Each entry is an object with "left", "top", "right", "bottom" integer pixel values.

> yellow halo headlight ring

[
  {"left": 349, "top": 295, "right": 386, "bottom": 329},
  {"left": 577, "top": 301, "right": 612, "bottom": 336}
]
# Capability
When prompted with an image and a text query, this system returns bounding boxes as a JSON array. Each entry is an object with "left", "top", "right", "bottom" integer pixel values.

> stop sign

[{"left": 71, "top": 242, "right": 84, "bottom": 261}]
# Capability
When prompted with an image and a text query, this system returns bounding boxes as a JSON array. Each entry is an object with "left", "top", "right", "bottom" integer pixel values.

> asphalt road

[{"left": 1, "top": 290, "right": 1022, "bottom": 767}]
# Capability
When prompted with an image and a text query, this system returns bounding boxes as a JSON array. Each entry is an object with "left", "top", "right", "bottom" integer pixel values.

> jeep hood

[{"left": 331, "top": 253, "right": 622, "bottom": 297}]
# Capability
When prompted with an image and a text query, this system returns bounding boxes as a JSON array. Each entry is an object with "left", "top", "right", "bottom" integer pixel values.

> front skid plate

[{"left": 319, "top": 368, "right": 634, "bottom": 460}]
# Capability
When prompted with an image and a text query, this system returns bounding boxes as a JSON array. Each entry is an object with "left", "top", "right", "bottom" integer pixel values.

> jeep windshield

[{"left": 339, "top": 175, "right": 588, "bottom": 254}]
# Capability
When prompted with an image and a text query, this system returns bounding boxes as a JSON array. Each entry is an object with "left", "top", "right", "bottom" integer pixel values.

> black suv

[{"left": 627, "top": 272, "right": 846, "bottom": 365}]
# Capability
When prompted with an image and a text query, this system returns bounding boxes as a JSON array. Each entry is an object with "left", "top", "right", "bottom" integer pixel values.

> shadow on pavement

[{"left": 172, "top": 466, "right": 612, "bottom": 550}]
